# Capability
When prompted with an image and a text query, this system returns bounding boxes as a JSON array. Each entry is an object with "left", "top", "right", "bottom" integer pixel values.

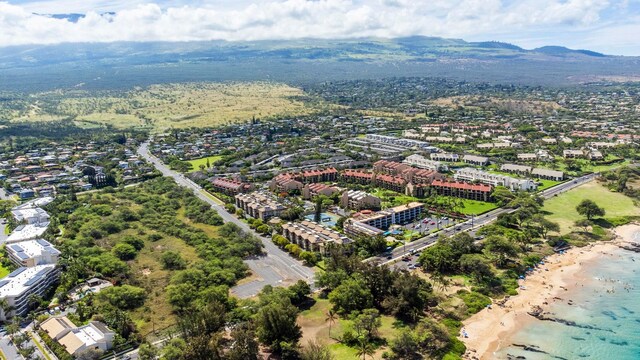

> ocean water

[{"left": 494, "top": 233, "right": 640, "bottom": 360}]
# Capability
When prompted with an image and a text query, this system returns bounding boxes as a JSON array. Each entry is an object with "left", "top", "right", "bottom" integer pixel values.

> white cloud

[{"left": 0, "top": 0, "right": 637, "bottom": 54}]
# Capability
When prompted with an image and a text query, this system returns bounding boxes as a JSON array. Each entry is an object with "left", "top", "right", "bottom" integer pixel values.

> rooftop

[{"left": 0, "top": 265, "right": 56, "bottom": 297}]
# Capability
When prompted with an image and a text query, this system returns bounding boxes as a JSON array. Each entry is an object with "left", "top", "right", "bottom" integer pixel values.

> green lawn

[
  {"left": 0, "top": 263, "right": 10, "bottom": 278},
  {"left": 454, "top": 198, "right": 499, "bottom": 215},
  {"left": 536, "top": 179, "right": 563, "bottom": 191},
  {"left": 187, "top": 155, "right": 223, "bottom": 172},
  {"left": 371, "top": 189, "right": 421, "bottom": 208},
  {"left": 543, "top": 181, "right": 639, "bottom": 234}
]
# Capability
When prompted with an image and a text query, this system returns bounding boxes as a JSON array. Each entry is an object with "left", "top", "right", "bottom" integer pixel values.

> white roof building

[
  {"left": 454, "top": 168, "right": 537, "bottom": 191},
  {"left": 0, "top": 265, "right": 59, "bottom": 320},
  {"left": 11, "top": 207, "right": 50, "bottom": 225},
  {"left": 6, "top": 239, "right": 60, "bottom": 267},
  {"left": 403, "top": 154, "right": 448, "bottom": 172},
  {"left": 4, "top": 223, "right": 50, "bottom": 244}
]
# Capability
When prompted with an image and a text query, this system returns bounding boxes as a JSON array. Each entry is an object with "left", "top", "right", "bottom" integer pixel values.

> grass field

[
  {"left": 7, "top": 82, "right": 329, "bottom": 131},
  {"left": 187, "top": 155, "right": 223, "bottom": 172},
  {"left": 543, "top": 181, "right": 639, "bottom": 234},
  {"left": 454, "top": 198, "right": 499, "bottom": 215}
]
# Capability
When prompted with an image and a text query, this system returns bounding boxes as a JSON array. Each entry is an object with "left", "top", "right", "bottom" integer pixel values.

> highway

[
  {"left": 137, "top": 142, "right": 315, "bottom": 299},
  {"left": 373, "top": 172, "right": 600, "bottom": 267}
]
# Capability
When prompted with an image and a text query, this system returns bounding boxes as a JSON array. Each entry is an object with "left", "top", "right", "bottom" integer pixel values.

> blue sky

[{"left": 2, "top": 0, "right": 640, "bottom": 55}]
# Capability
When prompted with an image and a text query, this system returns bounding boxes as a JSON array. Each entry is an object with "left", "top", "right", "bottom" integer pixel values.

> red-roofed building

[
  {"left": 302, "top": 183, "right": 340, "bottom": 199},
  {"left": 340, "top": 170, "right": 375, "bottom": 185},
  {"left": 269, "top": 174, "right": 303, "bottom": 193},
  {"left": 210, "top": 178, "right": 254, "bottom": 196},
  {"left": 431, "top": 179, "right": 493, "bottom": 202},
  {"left": 297, "top": 168, "right": 338, "bottom": 183},
  {"left": 374, "top": 174, "right": 407, "bottom": 193}
]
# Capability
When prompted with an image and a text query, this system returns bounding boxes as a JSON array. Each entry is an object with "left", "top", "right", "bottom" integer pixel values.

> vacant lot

[
  {"left": 298, "top": 297, "right": 404, "bottom": 360},
  {"left": 6, "top": 82, "right": 327, "bottom": 131},
  {"left": 187, "top": 155, "right": 223, "bottom": 172},
  {"left": 543, "top": 181, "right": 639, "bottom": 234}
]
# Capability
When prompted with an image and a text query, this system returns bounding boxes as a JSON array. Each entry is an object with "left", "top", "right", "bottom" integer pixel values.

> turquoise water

[{"left": 495, "top": 234, "right": 640, "bottom": 359}]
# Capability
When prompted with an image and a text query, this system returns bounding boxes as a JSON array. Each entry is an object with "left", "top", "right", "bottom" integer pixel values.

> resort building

[
  {"left": 302, "top": 183, "right": 341, "bottom": 200},
  {"left": 269, "top": 173, "right": 303, "bottom": 192},
  {"left": 347, "top": 202, "right": 425, "bottom": 236},
  {"left": 430, "top": 179, "right": 493, "bottom": 202},
  {"left": 281, "top": 220, "right": 353, "bottom": 254},
  {"left": 563, "top": 149, "right": 586, "bottom": 159},
  {"left": 364, "top": 134, "right": 436, "bottom": 151},
  {"left": 4, "top": 223, "right": 50, "bottom": 244},
  {"left": 531, "top": 168, "right": 564, "bottom": 181},
  {"left": 374, "top": 174, "right": 407, "bottom": 193},
  {"left": 11, "top": 207, "right": 50, "bottom": 225},
  {"left": 462, "top": 154, "right": 490, "bottom": 166},
  {"left": 210, "top": 178, "right": 253, "bottom": 195},
  {"left": 403, "top": 154, "right": 448, "bottom": 172},
  {"left": 340, "top": 190, "right": 381, "bottom": 211},
  {"left": 340, "top": 169, "right": 375, "bottom": 185},
  {"left": 517, "top": 153, "right": 538, "bottom": 162},
  {"left": 235, "top": 191, "right": 287, "bottom": 221},
  {"left": 500, "top": 164, "right": 533, "bottom": 176},
  {"left": 40, "top": 317, "right": 115, "bottom": 357},
  {"left": 430, "top": 153, "right": 459, "bottom": 162},
  {"left": 454, "top": 168, "right": 537, "bottom": 191},
  {"left": 0, "top": 265, "right": 59, "bottom": 321},
  {"left": 343, "top": 218, "right": 385, "bottom": 238},
  {"left": 6, "top": 239, "right": 60, "bottom": 267}
]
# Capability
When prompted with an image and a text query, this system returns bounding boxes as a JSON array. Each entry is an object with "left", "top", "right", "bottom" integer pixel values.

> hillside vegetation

[{"left": 2, "top": 82, "right": 329, "bottom": 130}]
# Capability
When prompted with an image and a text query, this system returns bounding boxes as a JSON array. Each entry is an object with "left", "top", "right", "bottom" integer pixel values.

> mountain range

[{"left": 0, "top": 36, "right": 638, "bottom": 91}]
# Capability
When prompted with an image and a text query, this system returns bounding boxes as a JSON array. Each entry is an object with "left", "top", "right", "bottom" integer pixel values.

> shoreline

[{"left": 460, "top": 223, "right": 640, "bottom": 360}]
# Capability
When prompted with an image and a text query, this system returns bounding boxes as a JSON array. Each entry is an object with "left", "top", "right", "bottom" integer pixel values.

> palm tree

[
  {"left": 325, "top": 310, "right": 337, "bottom": 339},
  {"left": 356, "top": 339, "right": 375, "bottom": 360}
]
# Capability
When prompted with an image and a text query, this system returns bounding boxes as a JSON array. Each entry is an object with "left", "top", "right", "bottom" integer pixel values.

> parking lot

[{"left": 402, "top": 215, "right": 456, "bottom": 235}]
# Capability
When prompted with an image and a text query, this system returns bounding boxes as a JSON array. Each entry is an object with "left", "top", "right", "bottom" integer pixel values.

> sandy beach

[{"left": 460, "top": 223, "right": 640, "bottom": 360}]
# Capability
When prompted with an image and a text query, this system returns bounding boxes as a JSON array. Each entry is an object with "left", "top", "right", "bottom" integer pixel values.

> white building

[
  {"left": 0, "top": 265, "right": 59, "bottom": 320},
  {"left": 40, "top": 317, "right": 115, "bottom": 356},
  {"left": 454, "top": 168, "right": 537, "bottom": 191},
  {"left": 11, "top": 207, "right": 50, "bottom": 225},
  {"left": 403, "top": 154, "right": 448, "bottom": 172},
  {"left": 6, "top": 239, "right": 60, "bottom": 267},
  {"left": 4, "top": 223, "right": 50, "bottom": 244}
]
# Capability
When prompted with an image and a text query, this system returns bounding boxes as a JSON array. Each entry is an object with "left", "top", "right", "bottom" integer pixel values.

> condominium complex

[
  {"left": 0, "top": 265, "right": 59, "bottom": 321},
  {"left": 210, "top": 177, "right": 253, "bottom": 195},
  {"left": 4, "top": 223, "right": 50, "bottom": 244},
  {"left": 462, "top": 154, "right": 490, "bottom": 166},
  {"left": 403, "top": 154, "right": 448, "bottom": 172},
  {"left": 431, "top": 179, "right": 493, "bottom": 202},
  {"left": 40, "top": 316, "right": 115, "bottom": 356},
  {"left": 235, "top": 191, "right": 287, "bottom": 220},
  {"left": 364, "top": 134, "right": 436, "bottom": 151},
  {"left": 454, "top": 168, "right": 537, "bottom": 191},
  {"left": 281, "top": 220, "right": 353, "bottom": 254},
  {"left": 340, "top": 190, "right": 381, "bottom": 211},
  {"left": 344, "top": 202, "right": 425, "bottom": 237},
  {"left": 11, "top": 206, "right": 50, "bottom": 225},
  {"left": 6, "top": 239, "right": 60, "bottom": 267},
  {"left": 302, "top": 183, "right": 340, "bottom": 200}
]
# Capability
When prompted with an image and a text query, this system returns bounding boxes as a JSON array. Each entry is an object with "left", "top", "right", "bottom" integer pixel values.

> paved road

[
  {"left": 374, "top": 173, "right": 600, "bottom": 267},
  {"left": 0, "top": 334, "right": 23, "bottom": 360},
  {"left": 137, "top": 142, "right": 315, "bottom": 298}
]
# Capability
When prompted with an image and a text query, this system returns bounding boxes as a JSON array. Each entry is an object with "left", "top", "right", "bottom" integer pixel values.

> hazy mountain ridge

[
  {"left": 0, "top": 36, "right": 614, "bottom": 69},
  {"left": 0, "top": 36, "right": 637, "bottom": 91}
]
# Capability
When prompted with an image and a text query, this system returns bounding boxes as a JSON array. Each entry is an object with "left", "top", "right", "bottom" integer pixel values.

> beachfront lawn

[
  {"left": 542, "top": 181, "right": 639, "bottom": 234},
  {"left": 187, "top": 155, "right": 223, "bottom": 172}
]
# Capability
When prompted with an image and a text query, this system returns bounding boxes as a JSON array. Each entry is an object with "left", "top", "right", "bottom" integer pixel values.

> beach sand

[{"left": 460, "top": 223, "right": 640, "bottom": 360}]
